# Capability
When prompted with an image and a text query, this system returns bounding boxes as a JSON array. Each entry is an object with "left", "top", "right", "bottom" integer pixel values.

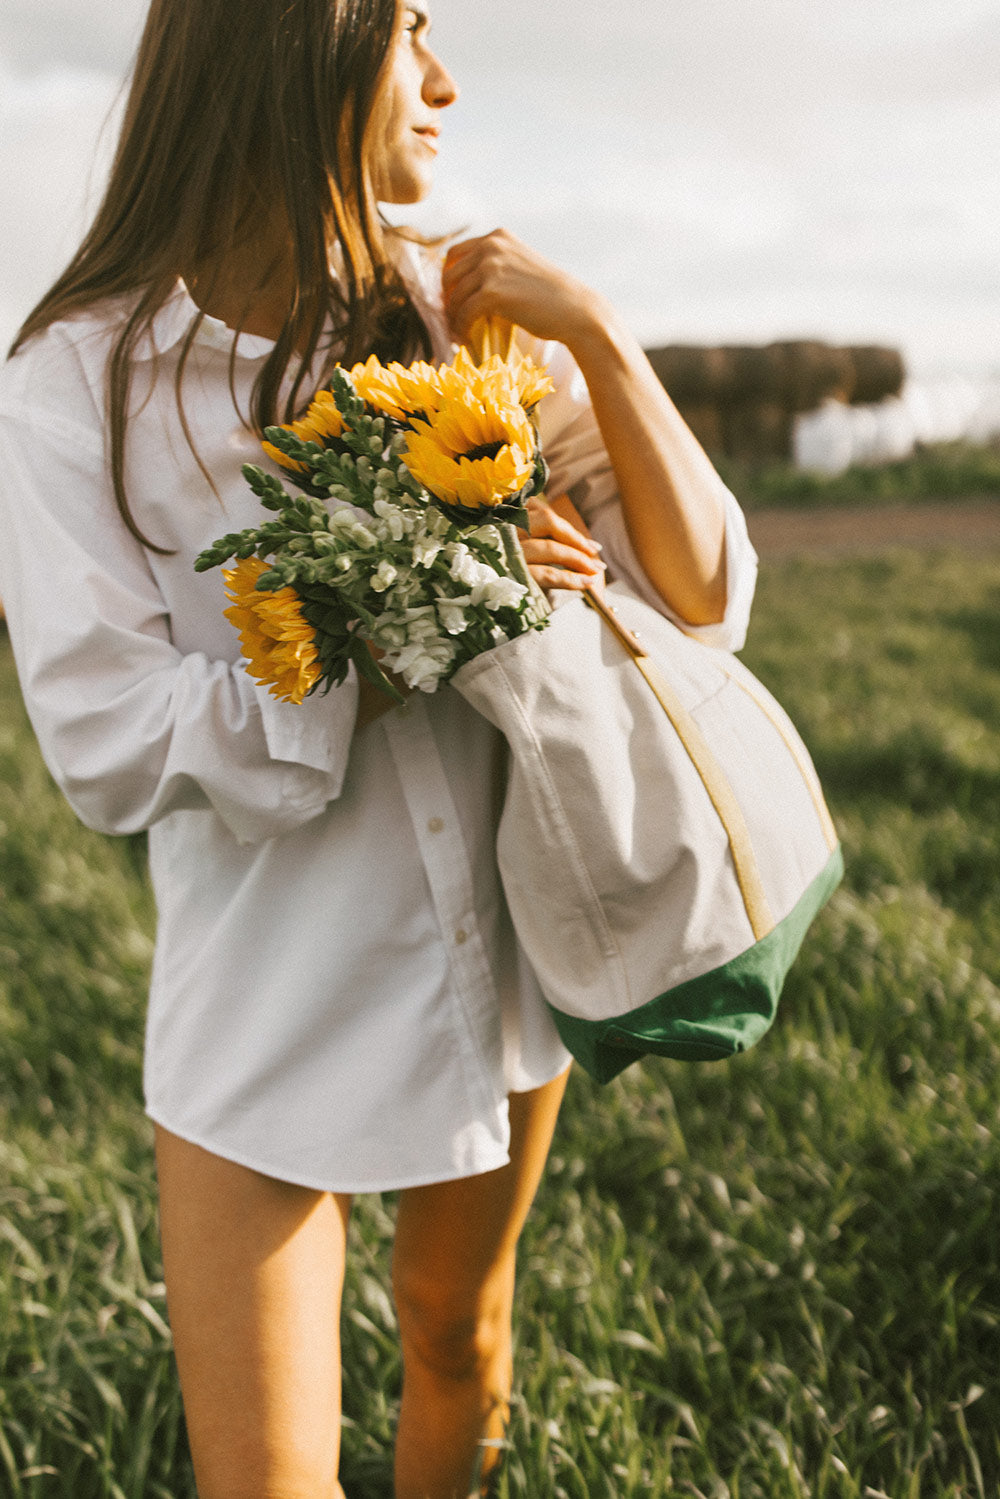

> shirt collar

[{"left": 133, "top": 281, "right": 278, "bottom": 363}]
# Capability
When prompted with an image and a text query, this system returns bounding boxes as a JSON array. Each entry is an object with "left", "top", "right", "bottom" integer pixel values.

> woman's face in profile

[{"left": 372, "top": 6, "right": 458, "bottom": 204}]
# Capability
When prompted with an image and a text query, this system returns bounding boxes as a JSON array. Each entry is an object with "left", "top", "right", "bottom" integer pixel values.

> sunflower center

[{"left": 461, "top": 440, "right": 506, "bottom": 463}]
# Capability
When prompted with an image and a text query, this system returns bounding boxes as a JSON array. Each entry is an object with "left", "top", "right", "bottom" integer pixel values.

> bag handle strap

[{"left": 583, "top": 588, "right": 775, "bottom": 940}]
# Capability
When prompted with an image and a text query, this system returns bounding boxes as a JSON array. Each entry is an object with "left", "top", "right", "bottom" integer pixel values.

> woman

[{"left": 0, "top": 1, "right": 758, "bottom": 1495}]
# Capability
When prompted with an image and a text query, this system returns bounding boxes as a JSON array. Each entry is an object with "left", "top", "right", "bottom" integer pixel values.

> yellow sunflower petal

[
  {"left": 264, "top": 390, "right": 345, "bottom": 470},
  {"left": 222, "top": 557, "right": 322, "bottom": 704},
  {"left": 454, "top": 446, "right": 534, "bottom": 508},
  {"left": 262, "top": 439, "right": 308, "bottom": 474},
  {"left": 401, "top": 430, "right": 462, "bottom": 503},
  {"left": 348, "top": 355, "right": 443, "bottom": 421},
  {"left": 430, "top": 392, "right": 535, "bottom": 458}
]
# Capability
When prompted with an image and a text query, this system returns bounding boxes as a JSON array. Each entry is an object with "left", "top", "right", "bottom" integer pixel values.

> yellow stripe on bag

[
  {"left": 722, "top": 668, "right": 839, "bottom": 854},
  {"left": 584, "top": 590, "right": 775, "bottom": 941}
]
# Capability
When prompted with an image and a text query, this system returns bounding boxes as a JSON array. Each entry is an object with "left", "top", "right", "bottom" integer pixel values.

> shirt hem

[
  {"left": 144, "top": 1107, "right": 515, "bottom": 1195},
  {"left": 505, "top": 1054, "right": 573, "bottom": 1096}
]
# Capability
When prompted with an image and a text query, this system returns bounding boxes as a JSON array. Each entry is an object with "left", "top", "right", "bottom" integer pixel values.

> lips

[{"left": 413, "top": 126, "right": 440, "bottom": 153}]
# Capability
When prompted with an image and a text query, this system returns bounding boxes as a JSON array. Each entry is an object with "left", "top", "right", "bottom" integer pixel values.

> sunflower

[
  {"left": 222, "top": 556, "right": 322, "bottom": 704},
  {"left": 262, "top": 390, "right": 345, "bottom": 473},
  {"left": 348, "top": 354, "right": 443, "bottom": 422},
  {"left": 400, "top": 346, "right": 547, "bottom": 512},
  {"left": 402, "top": 386, "right": 537, "bottom": 510}
]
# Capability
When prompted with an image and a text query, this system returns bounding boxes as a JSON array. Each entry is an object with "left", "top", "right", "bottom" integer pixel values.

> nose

[{"left": 423, "top": 51, "right": 458, "bottom": 109}]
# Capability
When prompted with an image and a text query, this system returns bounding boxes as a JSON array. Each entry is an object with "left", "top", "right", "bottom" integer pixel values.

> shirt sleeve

[
  {"left": 533, "top": 339, "right": 759, "bottom": 653},
  {"left": 0, "top": 401, "right": 359, "bottom": 845}
]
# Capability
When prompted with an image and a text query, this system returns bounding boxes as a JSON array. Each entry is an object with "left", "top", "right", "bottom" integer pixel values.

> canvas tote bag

[{"left": 451, "top": 581, "right": 843, "bottom": 1083}]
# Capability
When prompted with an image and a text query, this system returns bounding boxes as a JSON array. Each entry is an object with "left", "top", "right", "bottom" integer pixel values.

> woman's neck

[{"left": 184, "top": 237, "right": 301, "bottom": 342}]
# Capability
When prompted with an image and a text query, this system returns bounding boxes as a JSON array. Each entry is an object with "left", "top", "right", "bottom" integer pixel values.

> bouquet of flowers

[{"left": 195, "top": 322, "right": 556, "bottom": 704}]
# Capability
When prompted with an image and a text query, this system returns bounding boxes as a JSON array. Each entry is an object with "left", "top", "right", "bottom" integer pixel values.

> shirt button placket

[{"left": 383, "top": 704, "right": 502, "bottom": 1102}]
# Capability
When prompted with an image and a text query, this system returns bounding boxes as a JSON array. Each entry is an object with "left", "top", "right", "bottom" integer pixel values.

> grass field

[
  {"left": 720, "top": 440, "right": 1000, "bottom": 512},
  {"left": 2, "top": 543, "right": 1000, "bottom": 1497}
]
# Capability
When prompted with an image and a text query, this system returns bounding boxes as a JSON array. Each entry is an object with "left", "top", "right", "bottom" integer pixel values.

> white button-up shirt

[{"left": 0, "top": 250, "right": 758, "bottom": 1191}]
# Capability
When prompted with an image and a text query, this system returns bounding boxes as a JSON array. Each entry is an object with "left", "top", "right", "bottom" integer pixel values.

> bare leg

[
  {"left": 155, "top": 1126, "right": 352, "bottom": 1499},
  {"left": 392, "top": 1068, "right": 570, "bottom": 1499}
]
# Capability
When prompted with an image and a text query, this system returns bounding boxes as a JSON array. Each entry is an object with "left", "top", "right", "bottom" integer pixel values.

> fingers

[
  {"left": 520, "top": 537, "right": 603, "bottom": 575},
  {"left": 520, "top": 494, "right": 606, "bottom": 594},
  {"left": 523, "top": 551, "right": 606, "bottom": 595},
  {"left": 523, "top": 495, "right": 601, "bottom": 555},
  {"left": 524, "top": 551, "right": 606, "bottom": 595},
  {"left": 441, "top": 250, "right": 482, "bottom": 306},
  {"left": 442, "top": 236, "right": 494, "bottom": 338},
  {"left": 442, "top": 230, "right": 507, "bottom": 280},
  {"left": 441, "top": 229, "right": 584, "bottom": 347}
]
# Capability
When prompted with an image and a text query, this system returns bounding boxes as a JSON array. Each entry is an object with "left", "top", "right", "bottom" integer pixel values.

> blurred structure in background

[{"left": 646, "top": 341, "right": 1000, "bottom": 475}]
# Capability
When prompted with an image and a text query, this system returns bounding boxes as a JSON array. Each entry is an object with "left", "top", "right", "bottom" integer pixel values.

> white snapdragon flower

[
  {"left": 373, "top": 603, "right": 437, "bottom": 636},
  {"left": 371, "top": 559, "right": 399, "bottom": 593},
  {"left": 371, "top": 621, "right": 408, "bottom": 649},
  {"left": 425, "top": 508, "right": 452, "bottom": 538},
  {"left": 367, "top": 513, "right": 393, "bottom": 545},
  {"left": 372, "top": 498, "right": 411, "bottom": 540},
  {"left": 399, "top": 606, "right": 444, "bottom": 640},
  {"left": 472, "top": 575, "right": 527, "bottom": 611},
  {"left": 412, "top": 536, "right": 444, "bottom": 569},
  {"left": 447, "top": 543, "right": 497, "bottom": 591},
  {"left": 385, "top": 572, "right": 426, "bottom": 609},
  {"left": 328, "top": 510, "right": 378, "bottom": 549},
  {"left": 436, "top": 597, "right": 473, "bottom": 636},
  {"left": 387, "top": 639, "right": 457, "bottom": 693}
]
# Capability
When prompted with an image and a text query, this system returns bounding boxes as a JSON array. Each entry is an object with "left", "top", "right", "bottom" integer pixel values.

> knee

[{"left": 393, "top": 1265, "right": 513, "bottom": 1385}]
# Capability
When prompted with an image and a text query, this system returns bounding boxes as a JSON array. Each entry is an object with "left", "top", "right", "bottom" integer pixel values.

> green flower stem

[
  {"left": 351, "top": 641, "right": 407, "bottom": 705},
  {"left": 499, "top": 522, "right": 550, "bottom": 621}
]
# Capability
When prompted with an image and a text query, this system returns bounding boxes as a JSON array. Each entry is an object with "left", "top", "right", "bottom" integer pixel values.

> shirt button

[
  {"left": 427, "top": 817, "right": 444, "bottom": 834},
  {"left": 454, "top": 928, "right": 468, "bottom": 946}
]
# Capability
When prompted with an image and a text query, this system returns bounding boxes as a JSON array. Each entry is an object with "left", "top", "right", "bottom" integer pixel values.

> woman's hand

[
  {"left": 442, "top": 230, "right": 609, "bottom": 351},
  {"left": 520, "top": 494, "right": 606, "bottom": 596}
]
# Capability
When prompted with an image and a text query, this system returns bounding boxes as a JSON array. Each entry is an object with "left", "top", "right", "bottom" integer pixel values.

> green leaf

[{"left": 351, "top": 640, "right": 406, "bottom": 704}]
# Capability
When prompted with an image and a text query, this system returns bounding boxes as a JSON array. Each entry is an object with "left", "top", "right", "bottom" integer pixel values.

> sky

[{"left": 2, "top": 0, "right": 998, "bottom": 376}]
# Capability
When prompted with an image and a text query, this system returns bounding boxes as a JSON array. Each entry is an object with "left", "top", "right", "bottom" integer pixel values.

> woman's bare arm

[{"left": 442, "top": 229, "right": 727, "bottom": 625}]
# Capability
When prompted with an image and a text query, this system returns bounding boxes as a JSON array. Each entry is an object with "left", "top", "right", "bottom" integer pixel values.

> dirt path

[{"left": 747, "top": 499, "right": 1000, "bottom": 559}]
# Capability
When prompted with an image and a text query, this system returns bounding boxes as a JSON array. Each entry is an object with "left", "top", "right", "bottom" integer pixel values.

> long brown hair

[{"left": 10, "top": 0, "right": 430, "bottom": 551}]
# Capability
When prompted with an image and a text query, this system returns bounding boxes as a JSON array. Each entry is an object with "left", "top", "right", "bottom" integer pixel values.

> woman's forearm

[{"left": 561, "top": 294, "right": 728, "bottom": 626}]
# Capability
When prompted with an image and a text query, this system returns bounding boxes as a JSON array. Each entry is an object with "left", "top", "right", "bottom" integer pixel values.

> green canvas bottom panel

[{"left": 549, "top": 844, "right": 845, "bottom": 1083}]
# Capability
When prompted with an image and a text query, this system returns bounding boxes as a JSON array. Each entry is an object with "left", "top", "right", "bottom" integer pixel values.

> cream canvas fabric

[{"left": 452, "top": 582, "right": 842, "bottom": 1081}]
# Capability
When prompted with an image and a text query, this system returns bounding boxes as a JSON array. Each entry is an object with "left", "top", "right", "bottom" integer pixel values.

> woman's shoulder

[
  {"left": 0, "top": 284, "right": 200, "bottom": 439},
  {"left": 2, "top": 292, "right": 140, "bottom": 418},
  {"left": 0, "top": 310, "right": 117, "bottom": 447}
]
